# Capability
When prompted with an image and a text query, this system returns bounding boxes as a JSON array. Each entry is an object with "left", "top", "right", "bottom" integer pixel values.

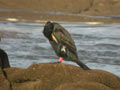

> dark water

[{"left": 0, "top": 22, "right": 120, "bottom": 76}]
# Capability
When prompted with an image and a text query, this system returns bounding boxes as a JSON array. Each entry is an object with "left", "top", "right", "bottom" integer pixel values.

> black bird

[
  {"left": 0, "top": 48, "right": 10, "bottom": 69},
  {"left": 0, "top": 48, "right": 12, "bottom": 90},
  {"left": 43, "top": 21, "right": 90, "bottom": 70}
]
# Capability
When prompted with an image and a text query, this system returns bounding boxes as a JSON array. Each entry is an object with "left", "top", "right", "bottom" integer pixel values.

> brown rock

[
  {"left": 0, "top": 63, "right": 120, "bottom": 90},
  {"left": 0, "top": 0, "right": 120, "bottom": 23},
  {"left": 0, "top": 68, "right": 11, "bottom": 90},
  {"left": 55, "top": 81, "right": 113, "bottom": 90},
  {"left": 0, "top": 0, "right": 93, "bottom": 13},
  {"left": 0, "top": 31, "right": 20, "bottom": 39},
  {"left": 0, "top": 30, "right": 28, "bottom": 39}
]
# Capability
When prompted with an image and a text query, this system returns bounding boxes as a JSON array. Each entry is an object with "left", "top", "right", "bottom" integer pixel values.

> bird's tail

[{"left": 75, "top": 59, "right": 90, "bottom": 70}]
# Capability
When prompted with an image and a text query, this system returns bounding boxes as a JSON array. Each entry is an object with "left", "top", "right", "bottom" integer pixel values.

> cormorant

[
  {"left": 43, "top": 21, "right": 90, "bottom": 70},
  {"left": 0, "top": 48, "right": 10, "bottom": 69}
]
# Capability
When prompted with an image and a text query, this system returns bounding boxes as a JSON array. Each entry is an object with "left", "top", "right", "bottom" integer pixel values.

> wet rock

[
  {"left": 0, "top": 31, "right": 20, "bottom": 39},
  {"left": 0, "top": 63, "right": 120, "bottom": 90},
  {"left": 0, "top": 0, "right": 120, "bottom": 23},
  {"left": 0, "top": 68, "right": 11, "bottom": 90}
]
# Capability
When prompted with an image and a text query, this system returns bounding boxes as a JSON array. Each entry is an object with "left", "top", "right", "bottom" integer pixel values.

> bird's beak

[{"left": 51, "top": 34, "right": 58, "bottom": 43}]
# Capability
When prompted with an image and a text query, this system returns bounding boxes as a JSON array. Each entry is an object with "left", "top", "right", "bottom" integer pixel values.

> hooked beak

[{"left": 51, "top": 34, "right": 58, "bottom": 43}]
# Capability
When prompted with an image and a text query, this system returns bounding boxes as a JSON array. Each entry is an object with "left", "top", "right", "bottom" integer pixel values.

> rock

[
  {"left": 0, "top": 68, "right": 11, "bottom": 90},
  {"left": 0, "top": 31, "right": 21, "bottom": 39},
  {"left": 55, "top": 82, "right": 113, "bottom": 90},
  {"left": 0, "top": 63, "right": 120, "bottom": 90},
  {"left": 0, "top": 0, "right": 120, "bottom": 23}
]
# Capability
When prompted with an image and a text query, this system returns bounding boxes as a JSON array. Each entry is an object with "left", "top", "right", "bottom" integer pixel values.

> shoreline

[
  {"left": 0, "top": 13, "right": 120, "bottom": 24},
  {"left": 0, "top": 0, "right": 120, "bottom": 24}
]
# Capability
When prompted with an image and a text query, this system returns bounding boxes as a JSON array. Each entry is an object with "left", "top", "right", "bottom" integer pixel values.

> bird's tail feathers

[{"left": 75, "top": 59, "right": 90, "bottom": 70}]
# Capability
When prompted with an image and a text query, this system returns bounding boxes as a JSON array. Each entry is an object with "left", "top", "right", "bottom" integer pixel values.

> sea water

[{"left": 0, "top": 22, "right": 120, "bottom": 76}]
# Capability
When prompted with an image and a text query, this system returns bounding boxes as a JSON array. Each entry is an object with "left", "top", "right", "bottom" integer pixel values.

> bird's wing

[{"left": 52, "top": 26, "right": 78, "bottom": 56}]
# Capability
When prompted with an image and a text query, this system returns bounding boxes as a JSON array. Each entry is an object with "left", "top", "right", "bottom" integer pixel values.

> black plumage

[
  {"left": 0, "top": 48, "right": 10, "bottom": 69},
  {"left": 43, "top": 21, "right": 90, "bottom": 70}
]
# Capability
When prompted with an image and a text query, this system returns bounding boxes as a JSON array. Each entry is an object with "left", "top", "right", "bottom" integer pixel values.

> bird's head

[{"left": 43, "top": 21, "right": 54, "bottom": 41}]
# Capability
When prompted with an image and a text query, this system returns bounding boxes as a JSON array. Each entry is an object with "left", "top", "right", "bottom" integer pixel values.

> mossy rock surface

[{"left": 0, "top": 63, "right": 120, "bottom": 90}]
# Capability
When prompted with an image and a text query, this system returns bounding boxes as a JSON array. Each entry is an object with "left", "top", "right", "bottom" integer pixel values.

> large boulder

[{"left": 0, "top": 63, "right": 120, "bottom": 90}]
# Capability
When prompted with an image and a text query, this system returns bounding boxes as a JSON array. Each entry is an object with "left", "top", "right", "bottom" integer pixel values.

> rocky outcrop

[
  {"left": 0, "top": 63, "right": 120, "bottom": 90},
  {"left": 0, "top": 0, "right": 120, "bottom": 15},
  {"left": 0, "top": 0, "right": 120, "bottom": 23}
]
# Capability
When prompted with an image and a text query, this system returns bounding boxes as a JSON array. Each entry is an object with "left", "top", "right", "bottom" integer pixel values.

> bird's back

[{"left": 52, "top": 23, "right": 78, "bottom": 60}]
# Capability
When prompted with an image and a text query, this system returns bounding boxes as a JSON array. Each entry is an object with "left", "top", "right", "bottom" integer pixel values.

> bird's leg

[{"left": 59, "top": 57, "right": 63, "bottom": 63}]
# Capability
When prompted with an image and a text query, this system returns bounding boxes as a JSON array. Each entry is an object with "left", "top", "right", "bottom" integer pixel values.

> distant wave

[{"left": 95, "top": 43, "right": 120, "bottom": 48}]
